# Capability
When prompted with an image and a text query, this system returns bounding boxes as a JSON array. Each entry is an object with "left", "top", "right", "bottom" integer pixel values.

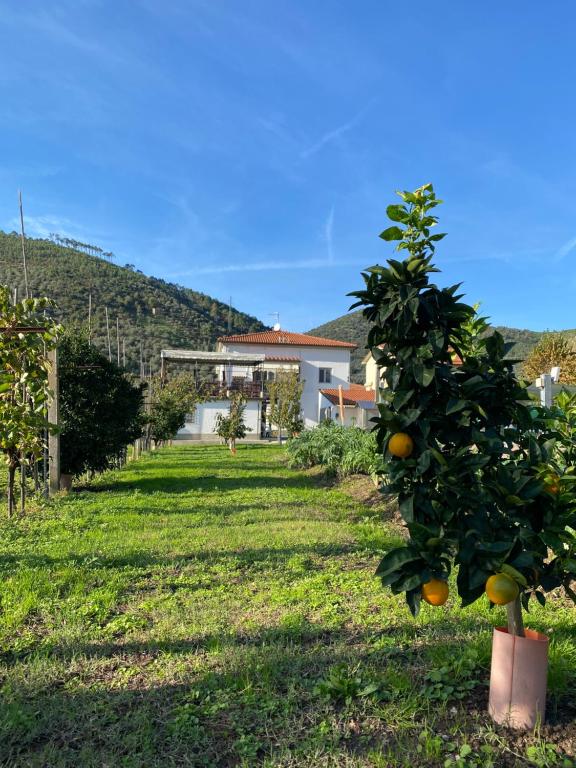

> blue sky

[{"left": 1, "top": 1, "right": 576, "bottom": 332}]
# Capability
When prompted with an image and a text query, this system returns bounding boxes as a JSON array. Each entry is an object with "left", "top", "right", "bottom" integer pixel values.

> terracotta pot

[
  {"left": 488, "top": 626, "right": 548, "bottom": 729},
  {"left": 59, "top": 473, "right": 73, "bottom": 492}
]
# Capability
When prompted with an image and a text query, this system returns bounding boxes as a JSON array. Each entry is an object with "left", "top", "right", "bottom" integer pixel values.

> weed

[
  {"left": 423, "top": 650, "right": 482, "bottom": 703},
  {"left": 526, "top": 741, "right": 575, "bottom": 767},
  {"left": 314, "top": 663, "right": 383, "bottom": 705}
]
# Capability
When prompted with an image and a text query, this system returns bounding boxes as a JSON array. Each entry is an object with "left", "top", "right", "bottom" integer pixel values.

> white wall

[
  {"left": 176, "top": 399, "right": 260, "bottom": 440},
  {"left": 219, "top": 342, "right": 351, "bottom": 429},
  {"left": 318, "top": 395, "right": 379, "bottom": 430}
]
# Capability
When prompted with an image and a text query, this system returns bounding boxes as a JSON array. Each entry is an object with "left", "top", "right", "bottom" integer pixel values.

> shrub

[
  {"left": 59, "top": 333, "right": 145, "bottom": 476},
  {"left": 286, "top": 422, "right": 380, "bottom": 478}
]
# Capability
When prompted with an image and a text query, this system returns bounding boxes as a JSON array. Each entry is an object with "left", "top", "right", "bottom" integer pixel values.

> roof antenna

[{"left": 269, "top": 312, "right": 280, "bottom": 331}]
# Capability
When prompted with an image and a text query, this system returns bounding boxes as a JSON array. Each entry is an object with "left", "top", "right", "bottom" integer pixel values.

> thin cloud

[
  {"left": 554, "top": 234, "right": 576, "bottom": 262},
  {"left": 169, "top": 256, "right": 363, "bottom": 277},
  {"left": 324, "top": 206, "right": 335, "bottom": 263},
  {"left": 6, "top": 213, "right": 92, "bottom": 243},
  {"left": 300, "top": 100, "right": 375, "bottom": 159}
]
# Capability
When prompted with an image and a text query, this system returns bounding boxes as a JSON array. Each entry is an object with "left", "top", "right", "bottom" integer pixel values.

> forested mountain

[
  {"left": 309, "top": 310, "right": 551, "bottom": 383},
  {"left": 0, "top": 231, "right": 266, "bottom": 374}
]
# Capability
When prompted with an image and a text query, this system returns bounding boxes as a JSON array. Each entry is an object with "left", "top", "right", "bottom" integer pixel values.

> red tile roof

[
  {"left": 219, "top": 330, "right": 356, "bottom": 349},
  {"left": 264, "top": 355, "right": 301, "bottom": 362},
  {"left": 320, "top": 385, "right": 377, "bottom": 406}
]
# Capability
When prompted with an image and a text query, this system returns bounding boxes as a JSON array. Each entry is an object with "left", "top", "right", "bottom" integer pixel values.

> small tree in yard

[
  {"left": 268, "top": 371, "right": 304, "bottom": 440},
  {"left": 149, "top": 373, "right": 202, "bottom": 446},
  {"left": 59, "top": 333, "right": 145, "bottom": 477},
  {"left": 0, "top": 287, "right": 60, "bottom": 515},
  {"left": 522, "top": 333, "right": 576, "bottom": 384},
  {"left": 350, "top": 184, "right": 576, "bottom": 726},
  {"left": 214, "top": 393, "right": 251, "bottom": 453}
]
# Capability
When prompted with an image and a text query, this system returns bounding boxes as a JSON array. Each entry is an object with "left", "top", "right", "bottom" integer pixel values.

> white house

[
  {"left": 216, "top": 328, "right": 357, "bottom": 430},
  {"left": 163, "top": 327, "right": 386, "bottom": 440}
]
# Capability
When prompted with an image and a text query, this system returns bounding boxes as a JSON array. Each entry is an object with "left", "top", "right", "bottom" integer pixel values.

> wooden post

[
  {"left": 105, "top": 307, "right": 112, "bottom": 362},
  {"left": 18, "top": 190, "right": 30, "bottom": 299},
  {"left": 48, "top": 347, "right": 60, "bottom": 495},
  {"left": 88, "top": 292, "right": 92, "bottom": 346},
  {"left": 338, "top": 385, "right": 345, "bottom": 423}
]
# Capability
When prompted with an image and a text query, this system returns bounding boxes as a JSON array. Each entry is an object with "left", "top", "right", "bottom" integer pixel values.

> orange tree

[
  {"left": 350, "top": 184, "right": 576, "bottom": 627},
  {"left": 0, "top": 286, "right": 60, "bottom": 515}
]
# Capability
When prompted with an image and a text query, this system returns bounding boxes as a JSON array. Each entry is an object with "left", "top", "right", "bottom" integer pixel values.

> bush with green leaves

[
  {"left": 349, "top": 183, "right": 576, "bottom": 620},
  {"left": 148, "top": 373, "right": 203, "bottom": 445},
  {"left": 59, "top": 332, "right": 145, "bottom": 476},
  {"left": 286, "top": 422, "right": 381, "bottom": 478},
  {"left": 0, "top": 286, "right": 60, "bottom": 515},
  {"left": 213, "top": 393, "right": 251, "bottom": 451}
]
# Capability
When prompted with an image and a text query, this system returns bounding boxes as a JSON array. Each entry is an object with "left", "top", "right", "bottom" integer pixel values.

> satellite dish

[{"left": 273, "top": 322, "right": 281, "bottom": 331}]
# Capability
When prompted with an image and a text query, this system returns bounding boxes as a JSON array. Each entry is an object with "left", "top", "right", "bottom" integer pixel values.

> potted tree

[{"left": 350, "top": 183, "right": 576, "bottom": 729}]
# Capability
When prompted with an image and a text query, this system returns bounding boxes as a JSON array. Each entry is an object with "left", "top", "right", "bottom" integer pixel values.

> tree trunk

[
  {"left": 20, "top": 453, "right": 26, "bottom": 516},
  {"left": 7, "top": 463, "right": 16, "bottom": 518},
  {"left": 506, "top": 596, "right": 525, "bottom": 637}
]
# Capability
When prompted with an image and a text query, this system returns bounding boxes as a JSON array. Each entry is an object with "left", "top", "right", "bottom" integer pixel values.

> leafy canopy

[
  {"left": 59, "top": 332, "right": 145, "bottom": 475},
  {"left": 214, "top": 393, "right": 251, "bottom": 448},
  {"left": 148, "top": 373, "right": 203, "bottom": 444},
  {"left": 0, "top": 285, "right": 61, "bottom": 514},
  {"left": 350, "top": 184, "right": 576, "bottom": 616},
  {"left": 267, "top": 371, "right": 304, "bottom": 438},
  {"left": 522, "top": 332, "right": 576, "bottom": 385}
]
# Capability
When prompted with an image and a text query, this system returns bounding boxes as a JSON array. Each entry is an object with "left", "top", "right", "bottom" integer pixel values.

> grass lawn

[{"left": 0, "top": 445, "right": 575, "bottom": 767}]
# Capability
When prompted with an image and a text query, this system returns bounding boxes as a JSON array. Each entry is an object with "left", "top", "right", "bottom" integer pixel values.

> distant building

[
  {"left": 216, "top": 328, "right": 356, "bottom": 431},
  {"left": 163, "top": 333, "right": 464, "bottom": 440}
]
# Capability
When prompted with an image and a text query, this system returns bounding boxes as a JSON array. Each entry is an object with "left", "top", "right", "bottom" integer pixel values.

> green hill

[
  {"left": 309, "top": 310, "right": 547, "bottom": 383},
  {"left": 0, "top": 231, "right": 267, "bottom": 373}
]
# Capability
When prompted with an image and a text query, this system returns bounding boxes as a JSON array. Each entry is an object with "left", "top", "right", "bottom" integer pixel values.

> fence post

[
  {"left": 48, "top": 347, "right": 60, "bottom": 495},
  {"left": 539, "top": 373, "right": 552, "bottom": 408}
]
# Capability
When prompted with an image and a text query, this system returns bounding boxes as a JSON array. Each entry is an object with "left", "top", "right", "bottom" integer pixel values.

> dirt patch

[{"left": 338, "top": 474, "right": 402, "bottom": 522}]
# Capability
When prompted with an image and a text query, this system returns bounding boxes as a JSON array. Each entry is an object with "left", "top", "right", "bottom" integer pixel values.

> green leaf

[
  {"left": 379, "top": 226, "right": 404, "bottom": 241},
  {"left": 500, "top": 563, "right": 528, "bottom": 587},
  {"left": 375, "top": 547, "right": 420, "bottom": 577},
  {"left": 535, "top": 591, "right": 546, "bottom": 607},
  {"left": 446, "top": 398, "right": 468, "bottom": 415},
  {"left": 413, "top": 363, "right": 435, "bottom": 387},
  {"left": 386, "top": 204, "right": 409, "bottom": 223}
]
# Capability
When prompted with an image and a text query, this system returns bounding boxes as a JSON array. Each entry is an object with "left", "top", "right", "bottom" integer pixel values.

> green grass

[{"left": 0, "top": 445, "right": 575, "bottom": 767}]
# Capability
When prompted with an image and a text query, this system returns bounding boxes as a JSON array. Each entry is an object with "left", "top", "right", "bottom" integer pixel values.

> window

[
  {"left": 319, "top": 368, "right": 332, "bottom": 384},
  {"left": 254, "top": 370, "right": 276, "bottom": 383}
]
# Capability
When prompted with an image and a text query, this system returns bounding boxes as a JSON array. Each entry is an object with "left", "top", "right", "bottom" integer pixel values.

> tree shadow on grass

[
  {"left": 0, "top": 541, "right": 365, "bottom": 572},
  {"left": 3, "top": 618, "right": 575, "bottom": 767},
  {"left": 78, "top": 473, "right": 323, "bottom": 497}
]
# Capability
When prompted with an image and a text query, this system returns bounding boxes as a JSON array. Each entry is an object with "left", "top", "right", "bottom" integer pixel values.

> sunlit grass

[{"left": 0, "top": 445, "right": 574, "bottom": 766}]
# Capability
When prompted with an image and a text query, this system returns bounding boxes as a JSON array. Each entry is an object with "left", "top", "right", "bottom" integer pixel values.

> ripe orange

[
  {"left": 543, "top": 473, "right": 560, "bottom": 495},
  {"left": 422, "top": 578, "right": 449, "bottom": 606},
  {"left": 388, "top": 432, "right": 414, "bottom": 458},
  {"left": 485, "top": 573, "right": 519, "bottom": 605}
]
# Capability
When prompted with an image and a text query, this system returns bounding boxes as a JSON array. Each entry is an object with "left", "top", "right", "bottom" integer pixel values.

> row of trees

[
  {"left": 0, "top": 284, "right": 207, "bottom": 513},
  {"left": 1, "top": 283, "right": 307, "bottom": 511}
]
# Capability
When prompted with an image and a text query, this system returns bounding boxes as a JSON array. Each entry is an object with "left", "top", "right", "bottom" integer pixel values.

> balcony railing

[{"left": 196, "top": 379, "right": 264, "bottom": 399}]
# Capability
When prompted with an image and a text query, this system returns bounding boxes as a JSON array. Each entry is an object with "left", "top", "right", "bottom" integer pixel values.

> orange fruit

[
  {"left": 388, "top": 432, "right": 414, "bottom": 458},
  {"left": 543, "top": 473, "right": 560, "bottom": 495},
  {"left": 485, "top": 573, "right": 519, "bottom": 605},
  {"left": 422, "top": 578, "right": 449, "bottom": 606}
]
